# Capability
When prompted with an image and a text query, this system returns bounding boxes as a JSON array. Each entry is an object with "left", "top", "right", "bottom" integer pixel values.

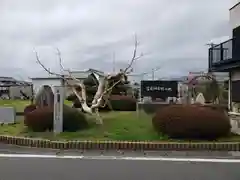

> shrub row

[
  {"left": 152, "top": 104, "right": 231, "bottom": 140},
  {"left": 68, "top": 94, "right": 137, "bottom": 111},
  {"left": 24, "top": 104, "right": 88, "bottom": 132},
  {"left": 24, "top": 100, "right": 230, "bottom": 140},
  {"left": 110, "top": 95, "right": 136, "bottom": 111}
]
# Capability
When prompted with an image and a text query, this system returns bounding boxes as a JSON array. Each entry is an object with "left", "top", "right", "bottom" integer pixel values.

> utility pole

[
  {"left": 152, "top": 68, "right": 154, "bottom": 80},
  {"left": 112, "top": 52, "right": 116, "bottom": 73},
  {"left": 151, "top": 66, "right": 161, "bottom": 80}
]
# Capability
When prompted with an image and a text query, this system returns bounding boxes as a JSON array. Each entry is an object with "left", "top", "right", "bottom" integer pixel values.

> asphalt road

[
  {"left": 1, "top": 157, "right": 240, "bottom": 180},
  {"left": 1, "top": 143, "right": 240, "bottom": 180}
]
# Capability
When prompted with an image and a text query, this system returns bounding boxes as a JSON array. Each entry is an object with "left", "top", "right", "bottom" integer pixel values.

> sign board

[
  {"left": 232, "top": 80, "right": 240, "bottom": 102},
  {"left": 53, "top": 86, "right": 64, "bottom": 133},
  {"left": 140, "top": 80, "right": 178, "bottom": 100}
]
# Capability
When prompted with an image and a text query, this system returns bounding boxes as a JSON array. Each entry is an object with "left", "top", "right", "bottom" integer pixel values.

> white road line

[{"left": 0, "top": 153, "right": 240, "bottom": 163}]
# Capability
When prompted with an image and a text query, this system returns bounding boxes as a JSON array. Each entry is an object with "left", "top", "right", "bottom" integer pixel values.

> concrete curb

[{"left": 0, "top": 135, "right": 240, "bottom": 151}]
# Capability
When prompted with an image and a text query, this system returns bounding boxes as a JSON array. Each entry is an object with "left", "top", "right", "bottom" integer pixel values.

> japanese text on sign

[{"left": 146, "top": 86, "right": 172, "bottom": 92}]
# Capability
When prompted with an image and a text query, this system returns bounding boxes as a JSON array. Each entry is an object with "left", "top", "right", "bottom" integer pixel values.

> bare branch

[
  {"left": 34, "top": 34, "right": 144, "bottom": 125},
  {"left": 123, "top": 34, "right": 144, "bottom": 74},
  {"left": 34, "top": 49, "right": 62, "bottom": 77},
  {"left": 95, "top": 34, "right": 144, "bottom": 102},
  {"left": 55, "top": 48, "right": 65, "bottom": 73}
]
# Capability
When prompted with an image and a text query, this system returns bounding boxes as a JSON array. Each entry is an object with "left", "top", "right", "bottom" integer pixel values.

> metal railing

[{"left": 209, "top": 39, "right": 233, "bottom": 66}]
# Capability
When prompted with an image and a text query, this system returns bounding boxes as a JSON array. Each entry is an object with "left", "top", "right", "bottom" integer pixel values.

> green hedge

[
  {"left": 24, "top": 104, "right": 37, "bottom": 115},
  {"left": 110, "top": 95, "right": 136, "bottom": 111},
  {"left": 24, "top": 105, "right": 88, "bottom": 132},
  {"left": 152, "top": 104, "right": 231, "bottom": 140},
  {"left": 66, "top": 94, "right": 137, "bottom": 111}
]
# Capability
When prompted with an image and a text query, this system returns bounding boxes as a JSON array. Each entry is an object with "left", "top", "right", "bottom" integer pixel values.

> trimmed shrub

[
  {"left": 141, "top": 103, "right": 169, "bottom": 114},
  {"left": 66, "top": 94, "right": 76, "bottom": 101},
  {"left": 110, "top": 95, "right": 136, "bottom": 111},
  {"left": 24, "top": 105, "right": 88, "bottom": 132},
  {"left": 24, "top": 106, "right": 53, "bottom": 131},
  {"left": 62, "top": 105, "right": 88, "bottom": 131},
  {"left": 152, "top": 104, "right": 231, "bottom": 140},
  {"left": 203, "top": 103, "right": 228, "bottom": 112},
  {"left": 84, "top": 76, "right": 97, "bottom": 86},
  {"left": 72, "top": 99, "right": 83, "bottom": 109},
  {"left": 66, "top": 94, "right": 137, "bottom": 111},
  {"left": 24, "top": 104, "right": 37, "bottom": 115}
]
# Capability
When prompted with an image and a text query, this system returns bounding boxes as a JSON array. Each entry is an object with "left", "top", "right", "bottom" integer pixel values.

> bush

[
  {"left": 72, "top": 99, "right": 83, "bottom": 109},
  {"left": 66, "top": 94, "right": 76, "bottom": 101},
  {"left": 66, "top": 94, "right": 137, "bottom": 111},
  {"left": 24, "top": 105, "right": 88, "bottom": 132},
  {"left": 203, "top": 103, "right": 228, "bottom": 112},
  {"left": 110, "top": 95, "right": 136, "bottom": 111},
  {"left": 24, "top": 106, "right": 53, "bottom": 131},
  {"left": 24, "top": 104, "right": 37, "bottom": 115},
  {"left": 152, "top": 104, "right": 231, "bottom": 140},
  {"left": 62, "top": 105, "right": 88, "bottom": 131}
]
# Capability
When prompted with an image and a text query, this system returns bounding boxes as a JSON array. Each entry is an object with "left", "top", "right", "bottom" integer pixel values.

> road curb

[{"left": 0, "top": 135, "right": 240, "bottom": 151}]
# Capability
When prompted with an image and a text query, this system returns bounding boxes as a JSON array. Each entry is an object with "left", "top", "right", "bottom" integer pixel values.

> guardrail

[{"left": 209, "top": 39, "right": 233, "bottom": 68}]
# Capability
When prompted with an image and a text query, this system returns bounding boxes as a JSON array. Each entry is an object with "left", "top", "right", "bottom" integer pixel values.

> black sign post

[{"left": 140, "top": 80, "right": 178, "bottom": 100}]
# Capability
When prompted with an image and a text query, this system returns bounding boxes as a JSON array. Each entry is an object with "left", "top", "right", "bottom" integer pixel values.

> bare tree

[{"left": 34, "top": 35, "right": 143, "bottom": 125}]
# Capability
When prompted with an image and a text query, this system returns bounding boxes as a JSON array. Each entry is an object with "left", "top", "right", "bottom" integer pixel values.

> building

[
  {"left": 0, "top": 76, "right": 32, "bottom": 99},
  {"left": 208, "top": 2, "right": 240, "bottom": 111},
  {"left": 31, "top": 68, "right": 105, "bottom": 98}
]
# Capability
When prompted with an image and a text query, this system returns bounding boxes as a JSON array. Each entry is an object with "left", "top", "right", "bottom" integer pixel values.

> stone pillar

[{"left": 53, "top": 86, "right": 64, "bottom": 134}]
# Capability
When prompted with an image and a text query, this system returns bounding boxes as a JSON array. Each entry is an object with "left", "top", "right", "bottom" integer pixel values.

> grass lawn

[
  {"left": 0, "top": 99, "right": 72, "bottom": 112},
  {"left": 0, "top": 111, "right": 163, "bottom": 141},
  {"left": 0, "top": 110, "right": 238, "bottom": 142},
  {"left": 0, "top": 100, "right": 239, "bottom": 142},
  {"left": 0, "top": 100, "right": 31, "bottom": 112}
]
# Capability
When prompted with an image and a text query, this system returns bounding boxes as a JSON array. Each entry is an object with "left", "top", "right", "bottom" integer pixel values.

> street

[
  {"left": 0, "top": 156, "right": 240, "bottom": 180},
  {"left": 1, "top": 143, "right": 240, "bottom": 180}
]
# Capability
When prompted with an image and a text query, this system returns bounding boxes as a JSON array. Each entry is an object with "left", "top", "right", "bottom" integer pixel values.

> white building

[{"left": 31, "top": 69, "right": 105, "bottom": 98}]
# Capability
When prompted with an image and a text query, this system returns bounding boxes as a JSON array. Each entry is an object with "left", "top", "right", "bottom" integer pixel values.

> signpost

[
  {"left": 53, "top": 86, "right": 64, "bottom": 134},
  {"left": 140, "top": 80, "right": 178, "bottom": 100}
]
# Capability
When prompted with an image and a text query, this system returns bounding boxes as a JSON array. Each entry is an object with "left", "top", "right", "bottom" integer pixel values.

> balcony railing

[{"left": 209, "top": 39, "right": 233, "bottom": 67}]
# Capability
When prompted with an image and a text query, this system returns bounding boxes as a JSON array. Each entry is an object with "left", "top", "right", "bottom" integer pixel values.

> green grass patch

[
  {"left": 0, "top": 99, "right": 72, "bottom": 112},
  {"left": 0, "top": 111, "right": 239, "bottom": 142},
  {"left": 0, "top": 100, "right": 239, "bottom": 142},
  {"left": 0, "top": 100, "right": 31, "bottom": 112},
  {"left": 0, "top": 111, "right": 163, "bottom": 141}
]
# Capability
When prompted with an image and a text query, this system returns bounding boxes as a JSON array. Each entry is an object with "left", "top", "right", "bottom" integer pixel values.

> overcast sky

[{"left": 0, "top": 0, "right": 236, "bottom": 80}]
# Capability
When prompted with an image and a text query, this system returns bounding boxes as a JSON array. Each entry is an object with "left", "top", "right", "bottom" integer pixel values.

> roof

[
  {"left": 230, "top": 1, "right": 240, "bottom": 10},
  {"left": 69, "top": 71, "right": 89, "bottom": 79},
  {"left": 70, "top": 68, "right": 105, "bottom": 76},
  {"left": 88, "top": 68, "right": 105, "bottom": 76},
  {"left": 31, "top": 75, "right": 91, "bottom": 80},
  {"left": 31, "top": 68, "right": 105, "bottom": 81},
  {"left": 0, "top": 76, "right": 17, "bottom": 82},
  {"left": 0, "top": 76, "right": 32, "bottom": 86},
  {"left": 31, "top": 77, "right": 63, "bottom": 80}
]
